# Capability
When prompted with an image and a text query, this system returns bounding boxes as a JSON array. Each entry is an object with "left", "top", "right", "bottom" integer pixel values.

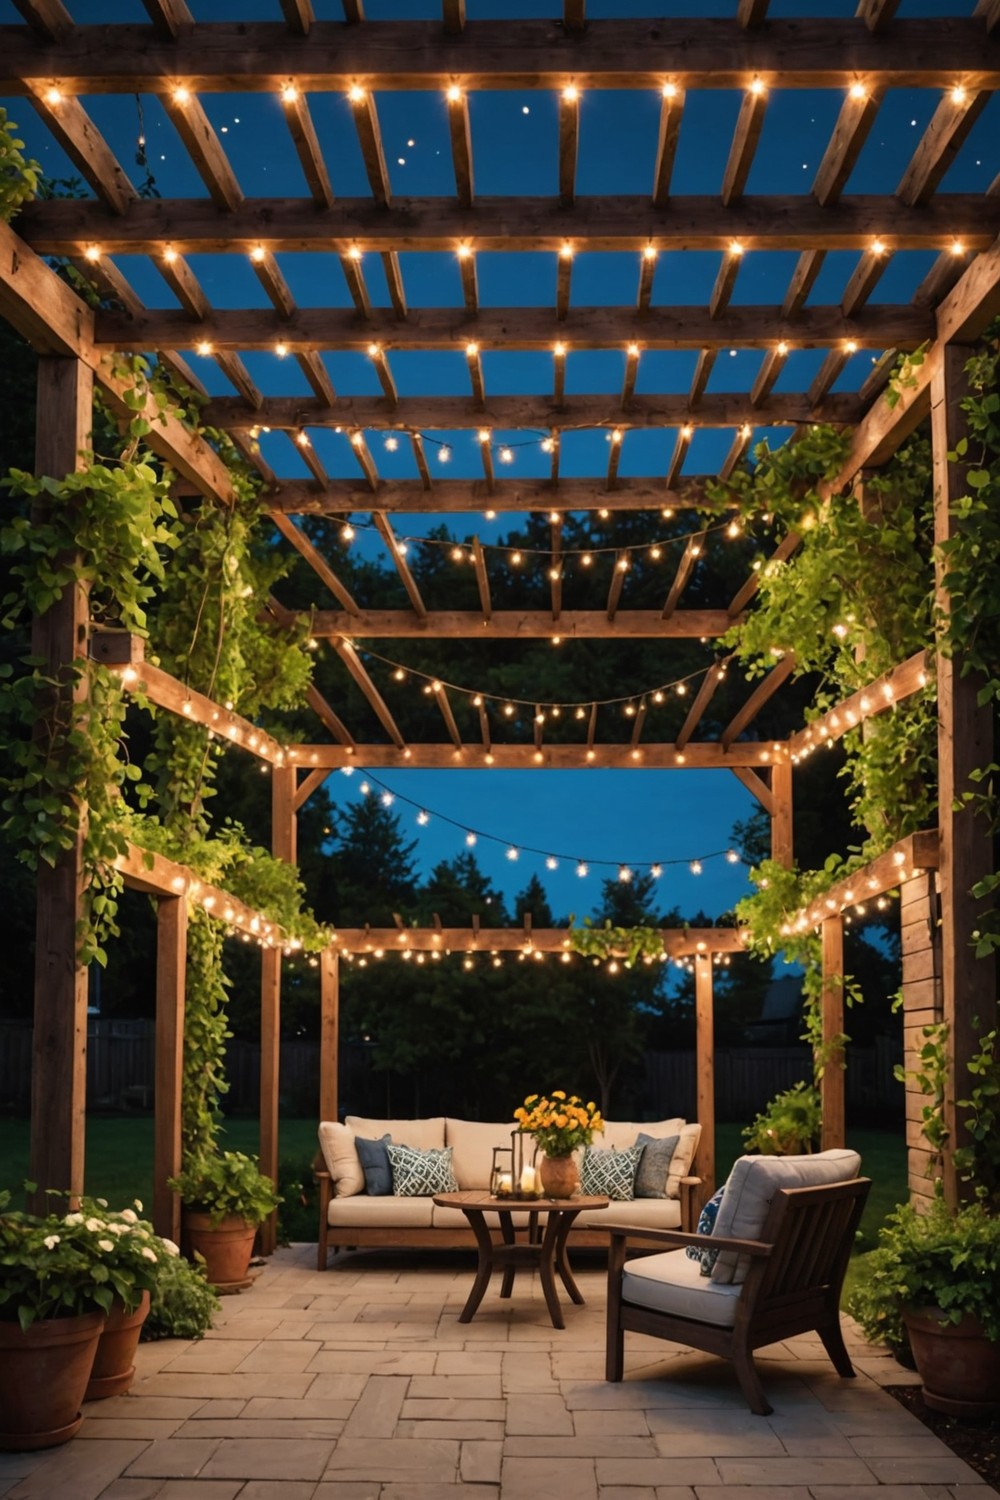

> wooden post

[
  {"left": 320, "top": 947, "right": 340, "bottom": 1125},
  {"left": 259, "top": 761, "right": 295, "bottom": 1254},
  {"left": 694, "top": 953, "right": 715, "bottom": 1201},
  {"left": 931, "top": 345, "right": 997, "bottom": 1204},
  {"left": 820, "top": 914, "right": 846, "bottom": 1150},
  {"left": 28, "top": 357, "right": 94, "bottom": 1211},
  {"left": 154, "top": 894, "right": 187, "bottom": 1242},
  {"left": 770, "top": 759, "right": 793, "bottom": 866},
  {"left": 900, "top": 872, "right": 944, "bottom": 1206}
]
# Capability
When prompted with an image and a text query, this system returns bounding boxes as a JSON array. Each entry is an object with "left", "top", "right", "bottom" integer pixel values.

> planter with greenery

[
  {"left": 168, "top": 1151, "right": 281, "bottom": 1290},
  {"left": 742, "top": 1082, "right": 821, "bottom": 1156},
  {"left": 847, "top": 1196, "right": 1000, "bottom": 1416},
  {"left": 0, "top": 1188, "right": 165, "bottom": 1448}
]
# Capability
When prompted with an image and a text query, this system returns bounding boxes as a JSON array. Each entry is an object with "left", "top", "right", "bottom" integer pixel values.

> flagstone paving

[{"left": 0, "top": 1243, "right": 995, "bottom": 1499}]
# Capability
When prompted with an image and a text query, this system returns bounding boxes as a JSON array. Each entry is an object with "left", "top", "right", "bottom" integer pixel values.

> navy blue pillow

[
  {"left": 685, "top": 1184, "right": 726, "bottom": 1275},
  {"left": 355, "top": 1133, "right": 393, "bottom": 1195}
]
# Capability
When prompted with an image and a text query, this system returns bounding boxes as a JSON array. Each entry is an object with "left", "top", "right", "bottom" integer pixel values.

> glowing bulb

[
  {"left": 562, "top": 85, "right": 579, "bottom": 103},
  {"left": 250, "top": 245, "right": 266, "bottom": 263},
  {"left": 477, "top": 428, "right": 491, "bottom": 444},
  {"left": 872, "top": 238, "right": 886, "bottom": 256},
  {"left": 456, "top": 242, "right": 472, "bottom": 260},
  {"left": 581, "top": 552, "right": 593, "bottom": 567},
  {"left": 749, "top": 77, "right": 766, "bottom": 96},
  {"left": 275, "top": 341, "right": 288, "bottom": 358},
  {"left": 346, "top": 245, "right": 362, "bottom": 261},
  {"left": 690, "top": 860, "right": 703, "bottom": 875},
  {"left": 559, "top": 242, "right": 574, "bottom": 260},
  {"left": 499, "top": 446, "right": 513, "bottom": 465},
  {"left": 348, "top": 85, "right": 366, "bottom": 103},
  {"left": 466, "top": 832, "right": 477, "bottom": 846},
  {"left": 44, "top": 86, "right": 63, "bottom": 105},
  {"left": 341, "top": 523, "right": 355, "bottom": 542},
  {"left": 576, "top": 861, "right": 588, "bottom": 878},
  {"left": 84, "top": 245, "right": 101, "bottom": 263},
  {"left": 849, "top": 81, "right": 867, "bottom": 101},
  {"left": 510, "top": 550, "right": 522, "bottom": 565},
  {"left": 541, "top": 437, "right": 554, "bottom": 453},
  {"left": 163, "top": 247, "right": 178, "bottom": 264},
  {"left": 451, "top": 546, "right": 464, "bottom": 562},
  {"left": 844, "top": 340, "right": 858, "bottom": 354},
  {"left": 950, "top": 85, "right": 967, "bottom": 104},
  {"left": 643, "top": 245, "right": 658, "bottom": 261},
  {"left": 367, "top": 342, "right": 381, "bottom": 358},
  {"left": 172, "top": 86, "right": 190, "bottom": 105},
  {"left": 465, "top": 341, "right": 479, "bottom": 357},
  {"left": 661, "top": 82, "right": 677, "bottom": 100},
  {"left": 281, "top": 84, "right": 299, "bottom": 104},
  {"left": 384, "top": 435, "right": 398, "bottom": 452},
  {"left": 506, "top": 846, "right": 519, "bottom": 861},
  {"left": 195, "top": 340, "right": 213, "bottom": 356},
  {"left": 627, "top": 342, "right": 640, "bottom": 358},
  {"left": 417, "top": 810, "right": 429, "bottom": 826},
  {"left": 777, "top": 341, "right": 788, "bottom": 356},
  {"left": 296, "top": 430, "right": 310, "bottom": 446},
  {"left": 446, "top": 84, "right": 462, "bottom": 103},
  {"left": 729, "top": 239, "right": 744, "bottom": 257},
  {"left": 610, "top": 429, "right": 623, "bottom": 446},
  {"left": 438, "top": 445, "right": 451, "bottom": 464},
  {"left": 951, "top": 239, "right": 965, "bottom": 257},
  {"left": 681, "top": 424, "right": 693, "bottom": 439}
]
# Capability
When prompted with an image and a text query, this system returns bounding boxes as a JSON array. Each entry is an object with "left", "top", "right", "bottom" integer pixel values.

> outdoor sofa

[{"left": 315, "top": 1113, "right": 702, "bottom": 1268}]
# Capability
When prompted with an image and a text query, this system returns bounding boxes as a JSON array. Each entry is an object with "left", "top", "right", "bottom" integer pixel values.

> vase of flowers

[
  {"left": 0, "top": 1190, "right": 163, "bottom": 1450},
  {"left": 513, "top": 1092, "right": 604, "bottom": 1199}
]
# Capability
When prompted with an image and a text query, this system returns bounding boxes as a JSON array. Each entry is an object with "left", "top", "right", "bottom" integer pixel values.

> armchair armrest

[{"left": 602, "top": 1222, "right": 773, "bottom": 1257}]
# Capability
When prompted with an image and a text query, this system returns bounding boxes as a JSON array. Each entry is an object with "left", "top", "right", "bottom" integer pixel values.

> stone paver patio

[{"left": 1, "top": 1244, "right": 994, "bottom": 1500}]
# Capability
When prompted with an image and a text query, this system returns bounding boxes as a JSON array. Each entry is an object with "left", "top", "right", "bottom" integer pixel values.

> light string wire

[
  {"left": 350, "top": 641, "right": 734, "bottom": 714},
  {"left": 334, "top": 508, "right": 748, "bottom": 561},
  {"left": 340, "top": 765, "right": 746, "bottom": 879}
]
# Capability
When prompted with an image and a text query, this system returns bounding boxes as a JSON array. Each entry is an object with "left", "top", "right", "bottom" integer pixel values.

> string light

[{"left": 338, "top": 768, "right": 748, "bottom": 884}]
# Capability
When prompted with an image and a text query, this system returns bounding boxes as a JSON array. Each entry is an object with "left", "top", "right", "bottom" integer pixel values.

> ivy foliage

[{"left": 0, "top": 108, "right": 39, "bottom": 223}]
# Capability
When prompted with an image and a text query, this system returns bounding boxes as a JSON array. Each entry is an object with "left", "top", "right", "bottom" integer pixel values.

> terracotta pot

[
  {"left": 538, "top": 1154, "right": 580, "bottom": 1199},
  {"left": 0, "top": 1309, "right": 105, "bottom": 1451},
  {"left": 184, "top": 1211, "right": 257, "bottom": 1291},
  {"left": 903, "top": 1306, "right": 1000, "bottom": 1417},
  {"left": 85, "top": 1291, "right": 150, "bottom": 1401}
]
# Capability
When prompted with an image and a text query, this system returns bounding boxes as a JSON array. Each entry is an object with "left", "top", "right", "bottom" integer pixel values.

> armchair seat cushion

[{"left": 622, "top": 1247, "right": 742, "bottom": 1327}]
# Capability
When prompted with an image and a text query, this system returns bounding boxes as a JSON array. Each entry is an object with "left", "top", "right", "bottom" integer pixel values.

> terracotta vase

[
  {"left": 903, "top": 1306, "right": 1000, "bottom": 1417},
  {"left": 184, "top": 1211, "right": 257, "bottom": 1291},
  {"left": 0, "top": 1309, "right": 105, "bottom": 1451},
  {"left": 539, "top": 1154, "right": 580, "bottom": 1200},
  {"left": 85, "top": 1291, "right": 150, "bottom": 1401}
]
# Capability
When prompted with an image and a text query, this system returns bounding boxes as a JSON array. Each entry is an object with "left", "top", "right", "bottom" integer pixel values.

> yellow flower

[{"left": 551, "top": 1090, "right": 566, "bottom": 1100}]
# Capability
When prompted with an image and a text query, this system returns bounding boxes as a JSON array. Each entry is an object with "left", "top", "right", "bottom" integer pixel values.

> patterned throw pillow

[
  {"left": 685, "top": 1184, "right": 726, "bottom": 1275},
  {"left": 633, "top": 1132, "right": 680, "bottom": 1199},
  {"left": 386, "top": 1142, "right": 459, "bottom": 1196},
  {"left": 355, "top": 1134, "right": 393, "bottom": 1195},
  {"left": 580, "top": 1143, "right": 643, "bottom": 1201}
]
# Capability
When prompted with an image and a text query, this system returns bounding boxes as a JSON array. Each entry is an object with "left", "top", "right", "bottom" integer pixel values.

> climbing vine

[{"left": 0, "top": 108, "right": 39, "bottom": 223}]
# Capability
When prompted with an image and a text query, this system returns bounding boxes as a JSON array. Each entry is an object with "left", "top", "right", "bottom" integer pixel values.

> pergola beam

[
  {"left": 214, "top": 390, "right": 867, "bottom": 430},
  {"left": 1, "top": 18, "right": 995, "bottom": 89},
  {"left": 266, "top": 477, "right": 717, "bottom": 514},
  {"left": 301, "top": 608, "right": 739, "bottom": 638},
  {"left": 20, "top": 195, "right": 998, "bottom": 255},
  {"left": 330, "top": 926, "right": 746, "bottom": 955},
  {"left": 101, "top": 305, "right": 928, "bottom": 354},
  {"left": 788, "top": 650, "right": 931, "bottom": 758},
  {"left": 291, "top": 742, "right": 788, "bottom": 769}
]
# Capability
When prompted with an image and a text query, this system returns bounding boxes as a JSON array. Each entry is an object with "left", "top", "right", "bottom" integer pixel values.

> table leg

[
  {"left": 538, "top": 1214, "right": 568, "bottom": 1329},
  {"left": 553, "top": 1210, "right": 585, "bottom": 1304},
  {"left": 457, "top": 1209, "right": 495, "bottom": 1324},
  {"left": 499, "top": 1211, "right": 516, "bottom": 1299}
]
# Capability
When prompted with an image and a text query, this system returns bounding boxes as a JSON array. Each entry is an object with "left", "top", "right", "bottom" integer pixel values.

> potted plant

[
  {"left": 742, "top": 1082, "right": 821, "bottom": 1155},
  {"left": 847, "top": 1195, "right": 1000, "bottom": 1417},
  {"left": 169, "top": 1150, "right": 280, "bottom": 1291},
  {"left": 513, "top": 1092, "right": 604, "bottom": 1198},
  {"left": 0, "top": 1189, "right": 160, "bottom": 1450}
]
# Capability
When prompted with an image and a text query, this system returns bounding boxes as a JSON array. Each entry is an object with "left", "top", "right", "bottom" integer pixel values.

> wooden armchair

[{"left": 606, "top": 1176, "right": 871, "bottom": 1415}]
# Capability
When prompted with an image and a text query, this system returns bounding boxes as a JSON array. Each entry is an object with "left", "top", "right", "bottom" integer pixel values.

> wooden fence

[{"left": 0, "top": 1021, "right": 903, "bottom": 1125}]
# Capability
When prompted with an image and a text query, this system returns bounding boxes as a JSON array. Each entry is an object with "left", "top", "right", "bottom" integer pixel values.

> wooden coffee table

[{"left": 433, "top": 1190, "right": 609, "bottom": 1329}]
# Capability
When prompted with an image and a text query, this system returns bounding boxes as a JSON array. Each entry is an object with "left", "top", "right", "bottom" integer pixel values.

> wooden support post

[
  {"left": 770, "top": 758, "right": 793, "bottom": 865},
  {"left": 320, "top": 948, "right": 340, "bottom": 1125},
  {"left": 28, "top": 356, "right": 94, "bottom": 1212},
  {"left": 694, "top": 954, "right": 715, "bottom": 1202},
  {"left": 154, "top": 894, "right": 187, "bottom": 1242},
  {"left": 900, "top": 872, "right": 944, "bottom": 1206},
  {"left": 258, "top": 761, "right": 295, "bottom": 1253},
  {"left": 820, "top": 915, "right": 846, "bottom": 1151},
  {"left": 931, "top": 345, "right": 997, "bottom": 1204}
]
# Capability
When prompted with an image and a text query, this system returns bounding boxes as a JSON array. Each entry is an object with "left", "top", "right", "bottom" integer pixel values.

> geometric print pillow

[
  {"left": 386, "top": 1142, "right": 459, "bottom": 1196},
  {"left": 580, "top": 1143, "right": 643, "bottom": 1200},
  {"left": 685, "top": 1184, "right": 726, "bottom": 1276}
]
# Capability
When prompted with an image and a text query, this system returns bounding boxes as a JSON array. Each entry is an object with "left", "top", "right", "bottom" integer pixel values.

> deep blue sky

[{"left": 2, "top": 0, "right": 993, "bottom": 918}]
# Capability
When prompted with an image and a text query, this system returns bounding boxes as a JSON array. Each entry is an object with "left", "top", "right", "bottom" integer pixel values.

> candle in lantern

[
  {"left": 497, "top": 1173, "right": 512, "bottom": 1196},
  {"left": 520, "top": 1165, "right": 536, "bottom": 1195}
]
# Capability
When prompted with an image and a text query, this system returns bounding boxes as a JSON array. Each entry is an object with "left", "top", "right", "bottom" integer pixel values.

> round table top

[{"left": 432, "top": 1190, "right": 610, "bottom": 1213}]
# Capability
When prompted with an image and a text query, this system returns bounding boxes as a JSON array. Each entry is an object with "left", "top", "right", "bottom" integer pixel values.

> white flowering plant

[{"left": 0, "top": 1188, "right": 174, "bottom": 1331}]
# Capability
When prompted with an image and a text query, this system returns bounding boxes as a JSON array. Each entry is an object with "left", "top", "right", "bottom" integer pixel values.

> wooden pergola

[{"left": 3, "top": 1, "right": 998, "bottom": 1246}]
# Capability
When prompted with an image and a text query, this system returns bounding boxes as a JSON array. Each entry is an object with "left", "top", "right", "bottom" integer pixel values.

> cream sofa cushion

[
  {"left": 328, "top": 1195, "right": 434, "bottom": 1229},
  {"left": 597, "top": 1119, "right": 698, "bottom": 1199},
  {"left": 623, "top": 1247, "right": 742, "bottom": 1327},
  {"left": 710, "top": 1148, "right": 861, "bottom": 1285},
  {"left": 665, "top": 1123, "right": 701, "bottom": 1198},
  {"left": 318, "top": 1121, "right": 364, "bottom": 1198},
  {"left": 345, "top": 1116, "right": 446, "bottom": 1151},
  {"left": 445, "top": 1119, "right": 518, "bottom": 1189},
  {"left": 575, "top": 1197, "right": 681, "bottom": 1231}
]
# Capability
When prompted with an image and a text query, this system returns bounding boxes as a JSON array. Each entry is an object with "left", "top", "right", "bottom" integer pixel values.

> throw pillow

[
  {"left": 387, "top": 1142, "right": 459, "bottom": 1197},
  {"left": 580, "top": 1143, "right": 643, "bottom": 1200},
  {"left": 355, "top": 1134, "right": 393, "bottom": 1196},
  {"left": 317, "top": 1121, "right": 364, "bottom": 1198},
  {"left": 685, "top": 1184, "right": 726, "bottom": 1275},
  {"left": 632, "top": 1132, "right": 680, "bottom": 1198}
]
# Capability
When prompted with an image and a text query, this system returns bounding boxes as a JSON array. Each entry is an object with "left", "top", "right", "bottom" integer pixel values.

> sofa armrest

[
  {"left": 602, "top": 1222, "right": 773, "bottom": 1258},
  {"left": 679, "top": 1175, "right": 701, "bottom": 1232}
]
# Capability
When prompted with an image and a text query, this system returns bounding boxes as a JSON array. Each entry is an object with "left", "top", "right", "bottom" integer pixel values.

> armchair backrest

[{"left": 741, "top": 1178, "right": 871, "bottom": 1316}]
